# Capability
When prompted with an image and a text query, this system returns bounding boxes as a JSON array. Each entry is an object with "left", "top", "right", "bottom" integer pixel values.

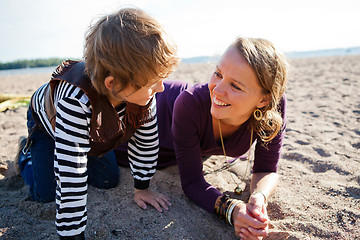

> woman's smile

[{"left": 213, "top": 96, "right": 230, "bottom": 107}]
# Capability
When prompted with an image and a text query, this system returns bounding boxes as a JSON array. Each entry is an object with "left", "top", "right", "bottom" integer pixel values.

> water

[
  {"left": 0, "top": 66, "right": 56, "bottom": 76},
  {"left": 180, "top": 47, "right": 360, "bottom": 63},
  {"left": 1, "top": 47, "right": 359, "bottom": 76},
  {"left": 286, "top": 46, "right": 360, "bottom": 59}
]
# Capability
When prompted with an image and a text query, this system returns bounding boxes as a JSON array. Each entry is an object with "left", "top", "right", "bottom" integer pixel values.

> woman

[
  {"left": 171, "top": 37, "right": 287, "bottom": 239},
  {"left": 135, "top": 37, "right": 287, "bottom": 239}
]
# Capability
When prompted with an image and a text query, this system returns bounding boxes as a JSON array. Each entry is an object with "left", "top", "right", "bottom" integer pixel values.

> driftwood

[{"left": 0, "top": 94, "right": 30, "bottom": 112}]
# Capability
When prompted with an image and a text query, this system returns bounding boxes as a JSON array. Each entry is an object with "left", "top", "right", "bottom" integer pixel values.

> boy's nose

[{"left": 153, "top": 80, "right": 165, "bottom": 92}]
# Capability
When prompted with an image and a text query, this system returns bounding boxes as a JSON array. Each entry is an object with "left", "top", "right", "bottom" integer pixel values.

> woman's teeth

[{"left": 213, "top": 97, "right": 230, "bottom": 106}]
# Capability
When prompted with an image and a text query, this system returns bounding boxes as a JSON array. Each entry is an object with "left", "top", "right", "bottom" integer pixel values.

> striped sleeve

[
  {"left": 53, "top": 82, "right": 91, "bottom": 237},
  {"left": 127, "top": 97, "right": 159, "bottom": 189},
  {"left": 31, "top": 83, "right": 56, "bottom": 138}
]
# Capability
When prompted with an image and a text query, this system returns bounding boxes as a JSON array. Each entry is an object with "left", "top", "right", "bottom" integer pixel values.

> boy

[{"left": 17, "top": 8, "right": 179, "bottom": 239}]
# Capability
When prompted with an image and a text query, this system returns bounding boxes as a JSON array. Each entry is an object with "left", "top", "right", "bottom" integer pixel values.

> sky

[{"left": 0, "top": 0, "right": 359, "bottom": 62}]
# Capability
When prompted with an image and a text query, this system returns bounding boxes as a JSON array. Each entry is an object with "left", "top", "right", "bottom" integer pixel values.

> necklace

[{"left": 217, "top": 119, "right": 253, "bottom": 195}]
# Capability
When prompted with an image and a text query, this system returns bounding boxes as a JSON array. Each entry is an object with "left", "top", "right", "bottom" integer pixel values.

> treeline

[{"left": 0, "top": 58, "right": 66, "bottom": 70}]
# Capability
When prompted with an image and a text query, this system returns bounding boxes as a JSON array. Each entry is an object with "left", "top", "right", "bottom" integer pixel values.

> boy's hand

[{"left": 133, "top": 189, "right": 171, "bottom": 212}]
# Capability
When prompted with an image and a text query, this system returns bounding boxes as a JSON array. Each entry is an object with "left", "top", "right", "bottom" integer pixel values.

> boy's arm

[
  {"left": 54, "top": 95, "right": 91, "bottom": 238},
  {"left": 127, "top": 97, "right": 159, "bottom": 190},
  {"left": 127, "top": 97, "right": 171, "bottom": 212}
]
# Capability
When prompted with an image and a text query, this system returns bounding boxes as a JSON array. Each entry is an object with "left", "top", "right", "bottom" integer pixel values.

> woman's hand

[
  {"left": 248, "top": 191, "right": 268, "bottom": 222},
  {"left": 232, "top": 201, "right": 269, "bottom": 239},
  {"left": 133, "top": 188, "right": 171, "bottom": 212}
]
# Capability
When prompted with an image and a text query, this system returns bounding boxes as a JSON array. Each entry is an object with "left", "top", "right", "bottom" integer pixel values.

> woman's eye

[
  {"left": 214, "top": 71, "right": 221, "bottom": 78},
  {"left": 231, "top": 83, "right": 242, "bottom": 91}
]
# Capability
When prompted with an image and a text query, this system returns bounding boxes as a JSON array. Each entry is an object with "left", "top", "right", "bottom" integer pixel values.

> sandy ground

[{"left": 0, "top": 56, "right": 359, "bottom": 239}]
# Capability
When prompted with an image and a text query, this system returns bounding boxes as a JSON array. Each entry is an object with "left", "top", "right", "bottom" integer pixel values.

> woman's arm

[
  {"left": 233, "top": 96, "right": 286, "bottom": 239},
  {"left": 250, "top": 172, "right": 279, "bottom": 205},
  {"left": 248, "top": 172, "right": 279, "bottom": 225},
  {"left": 172, "top": 90, "right": 223, "bottom": 212}
]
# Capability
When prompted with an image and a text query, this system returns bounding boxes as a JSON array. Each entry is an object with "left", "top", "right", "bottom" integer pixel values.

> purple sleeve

[
  {"left": 253, "top": 95, "right": 287, "bottom": 173},
  {"left": 172, "top": 90, "right": 222, "bottom": 213}
]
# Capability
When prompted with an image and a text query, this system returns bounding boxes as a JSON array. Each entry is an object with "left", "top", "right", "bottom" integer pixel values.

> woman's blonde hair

[
  {"left": 233, "top": 37, "right": 288, "bottom": 142},
  {"left": 84, "top": 8, "right": 179, "bottom": 94}
]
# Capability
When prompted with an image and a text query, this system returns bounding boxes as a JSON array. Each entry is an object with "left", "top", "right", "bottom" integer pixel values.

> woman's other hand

[
  {"left": 133, "top": 188, "right": 171, "bottom": 212},
  {"left": 248, "top": 191, "right": 268, "bottom": 222},
  {"left": 232, "top": 202, "right": 269, "bottom": 239}
]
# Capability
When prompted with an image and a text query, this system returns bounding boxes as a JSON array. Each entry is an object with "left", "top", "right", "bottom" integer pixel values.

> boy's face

[
  {"left": 105, "top": 76, "right": 165, "bottom": 107},
  {"left": 120, "top": 79, "right": 165, "bottom": 106}
]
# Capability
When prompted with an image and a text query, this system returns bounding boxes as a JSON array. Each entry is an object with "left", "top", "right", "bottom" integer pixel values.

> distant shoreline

[
  {"left": 181, "top": 46, "right": 360, "bottom": 63},
  {"left": 285, "top": 46, "right": 360, "bottom": 59},
  {"left": 1, "top": 46, "right": 360, "bottom": 76},
  {"left": 0, "top": 66, "right": 56, "bottom": 77}
]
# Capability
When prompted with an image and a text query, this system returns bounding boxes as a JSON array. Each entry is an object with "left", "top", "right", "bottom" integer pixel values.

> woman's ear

[
  {"left": 104, "top": 76, "right": 115, "bottom": 91},
  {"left": 257, "top": 94, "right": 271, "bottom": 108}
]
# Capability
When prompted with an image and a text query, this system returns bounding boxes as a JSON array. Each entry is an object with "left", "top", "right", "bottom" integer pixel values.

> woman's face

[
  {"left": 107, "top": 78, "right": 165, "bottom": 107},
  {"left": 208, "top": 46, "right": 269, "bottom": 126}
]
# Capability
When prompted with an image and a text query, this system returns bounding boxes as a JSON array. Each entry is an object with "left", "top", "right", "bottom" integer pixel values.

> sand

[{"left": 0, "top": 56, "right": 359, "bottom": 239}]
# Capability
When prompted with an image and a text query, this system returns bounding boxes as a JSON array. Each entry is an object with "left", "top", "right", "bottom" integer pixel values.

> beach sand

[{"left": 0, "top": 56, "right": 359, "bottom": 239}]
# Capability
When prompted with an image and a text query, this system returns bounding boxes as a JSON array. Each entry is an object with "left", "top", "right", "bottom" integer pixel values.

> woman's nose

[{"left": 213, "top": 80, "right": 226, "bottom": 96}]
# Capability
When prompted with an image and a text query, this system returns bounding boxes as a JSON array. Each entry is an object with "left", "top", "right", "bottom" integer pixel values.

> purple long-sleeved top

[
  {"left": 170, "top": 82, "right": 287, "bottom": 213},
  {"left": 116, "top": 80, "right": 286, "bottom": 213}
]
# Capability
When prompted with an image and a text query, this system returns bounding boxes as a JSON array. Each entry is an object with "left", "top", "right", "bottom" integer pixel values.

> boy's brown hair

[{"left": 84, "top": 8, "right": 179, "bottom": 95}]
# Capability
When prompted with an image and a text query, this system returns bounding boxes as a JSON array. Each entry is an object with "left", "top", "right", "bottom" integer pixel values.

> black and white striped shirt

[{"left": 32, "top": 81, "right": 159, "bottom": 237}]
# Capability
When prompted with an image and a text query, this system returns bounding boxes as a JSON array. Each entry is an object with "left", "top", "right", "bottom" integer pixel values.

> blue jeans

[{"left": 19, "top": 107, "right": 120, "bottom": 202}]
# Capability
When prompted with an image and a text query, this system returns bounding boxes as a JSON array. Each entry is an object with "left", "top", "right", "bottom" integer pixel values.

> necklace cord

[{"left": 217, "top": 119, "right": 253, "bottom": 192}]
